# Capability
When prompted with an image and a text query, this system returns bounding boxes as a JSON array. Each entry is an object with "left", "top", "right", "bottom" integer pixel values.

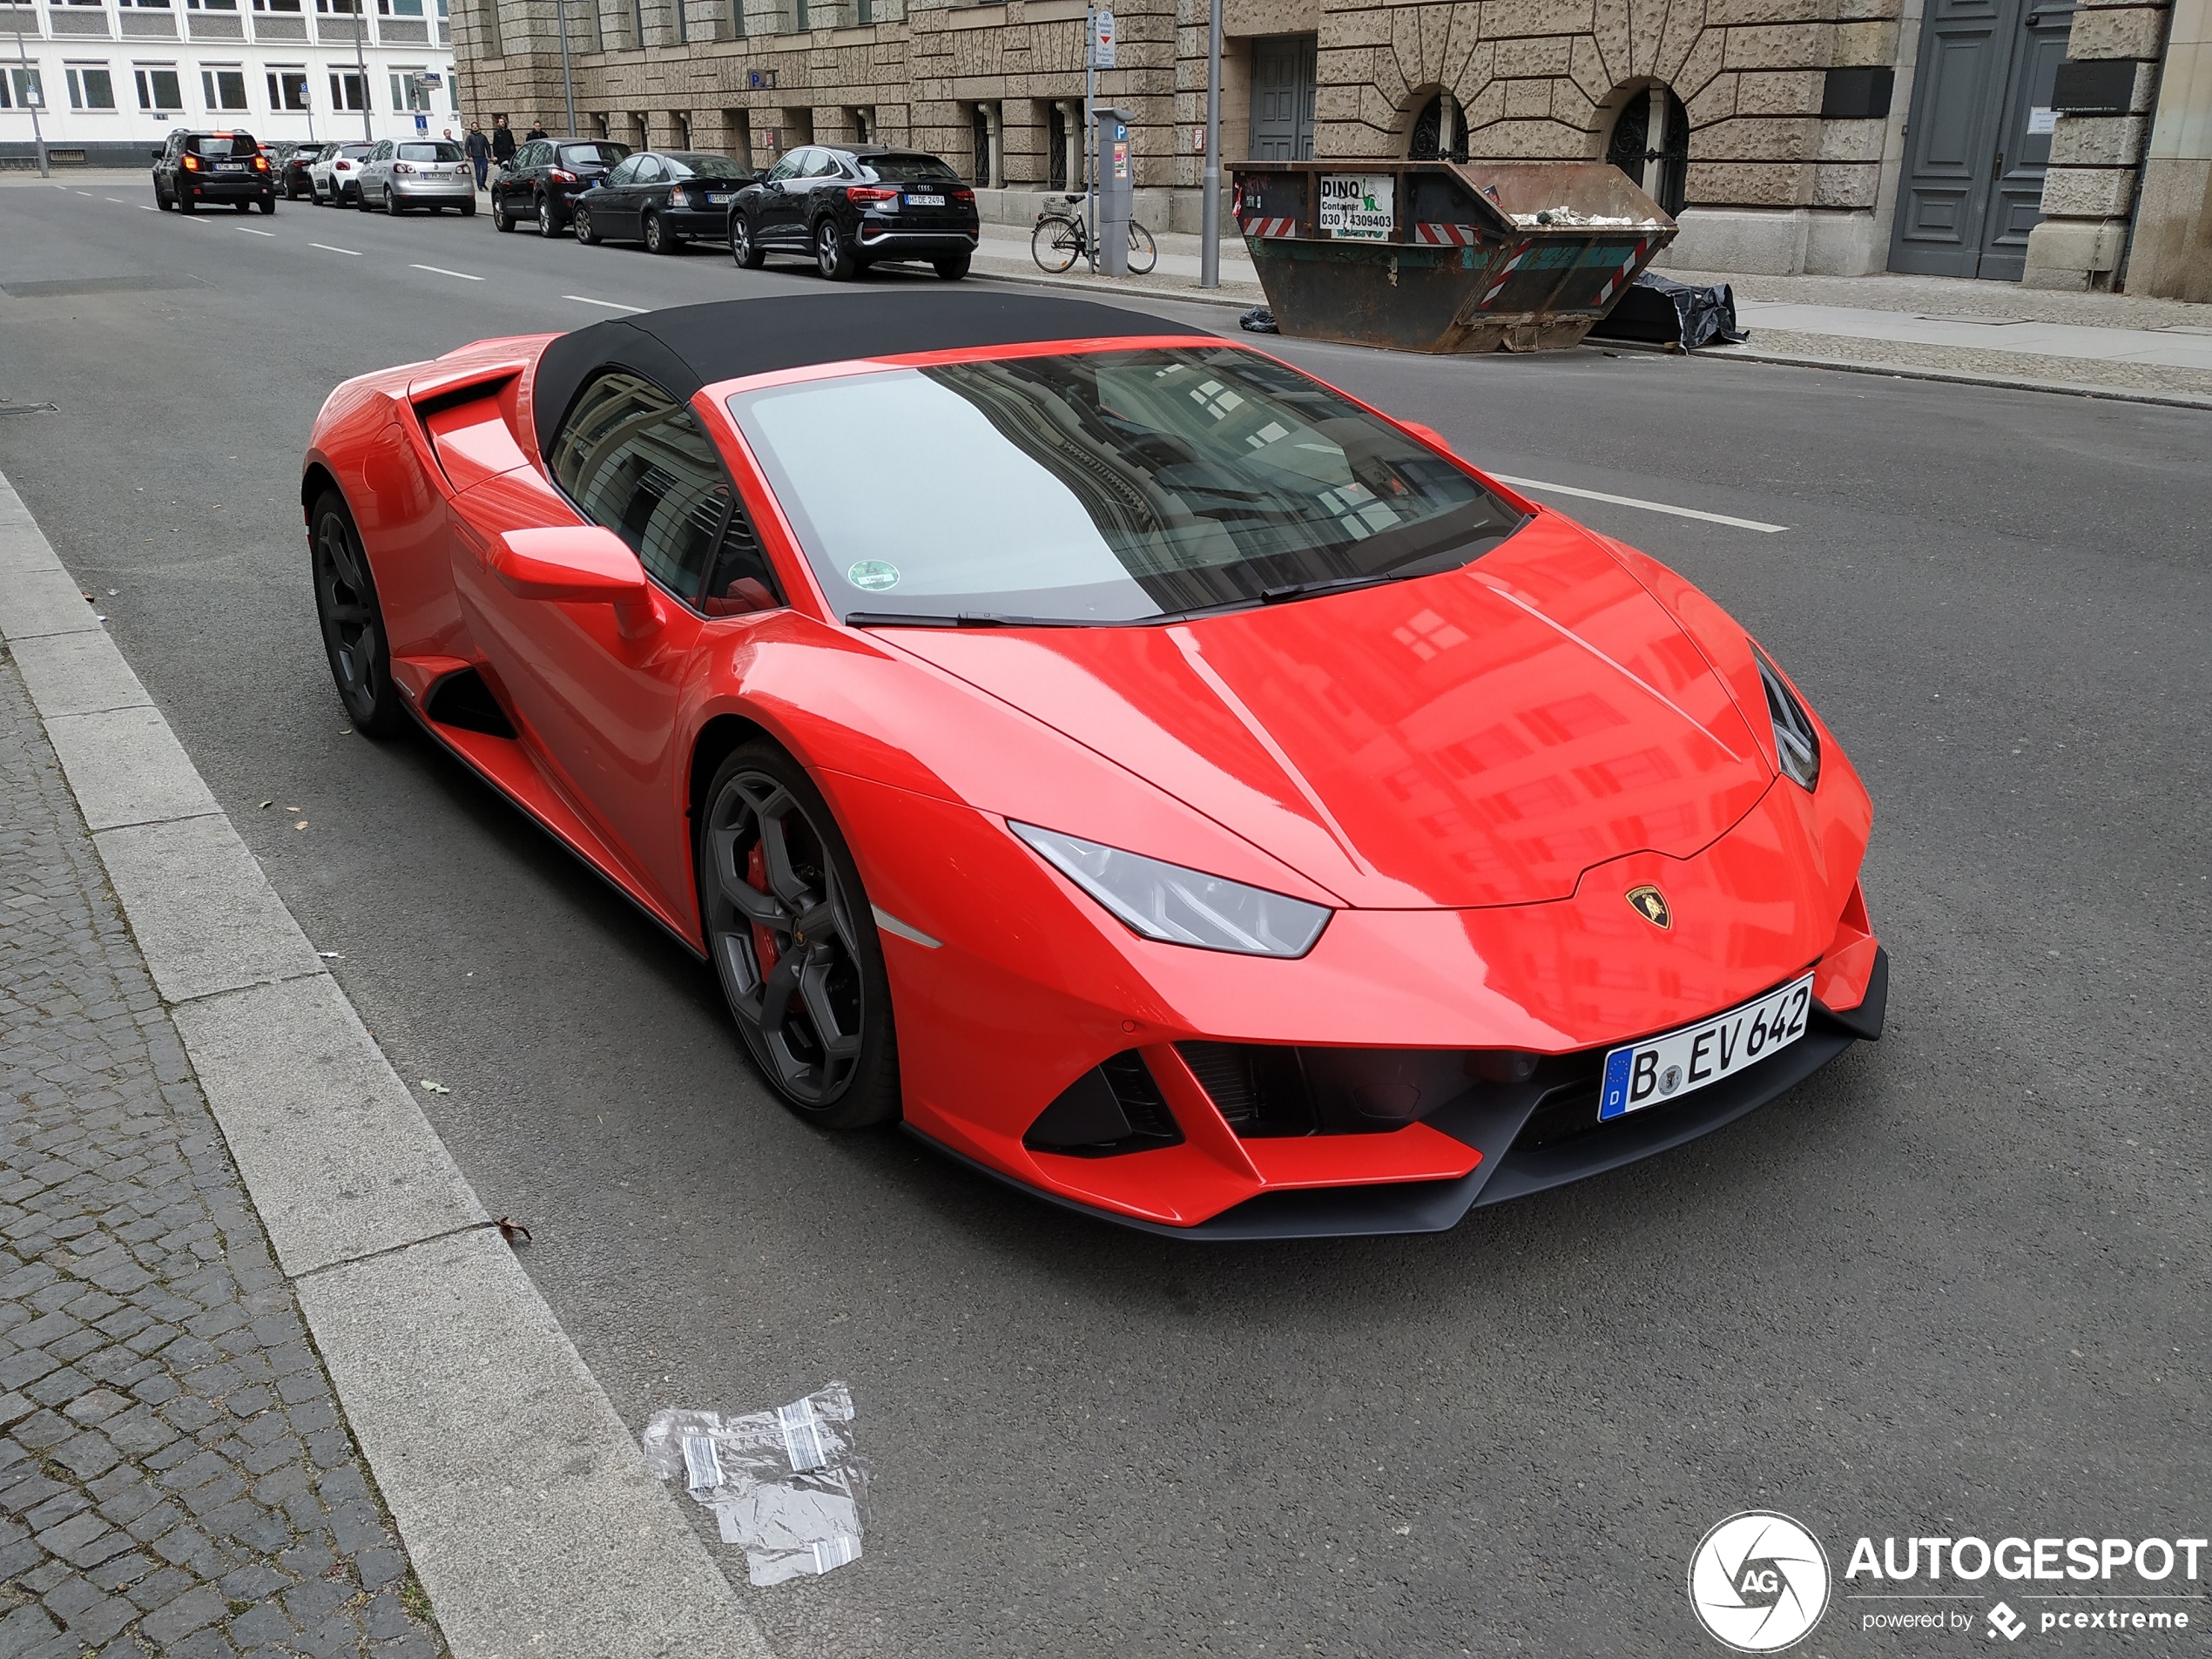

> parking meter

[{"left": 1092, "top": 105, "right": 1133, "bottom": 276}]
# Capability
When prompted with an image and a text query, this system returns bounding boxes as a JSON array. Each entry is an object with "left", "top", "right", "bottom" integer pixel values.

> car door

[
  {"left": 450, "top": 369, "right": 743, "bottom": 913},
  {"left": 753, "top": 150, "right": 810, "bottom": 246},
  {"left": 612, "top": 154, "right": 656, "bottom": 237},
  {"left": 502, "top": 140, "right": 541, "bottom": 212}
]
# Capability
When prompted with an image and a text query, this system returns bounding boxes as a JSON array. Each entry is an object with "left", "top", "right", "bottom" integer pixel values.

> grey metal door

[
  {"left": 1250, "top": 36, "right": 1316, "bottom": 160},
  {"left": 1890, "top": 0, "right": 2068, "bottom": 278}
]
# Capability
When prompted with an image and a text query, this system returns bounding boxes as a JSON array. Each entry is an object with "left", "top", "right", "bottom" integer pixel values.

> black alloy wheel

[
  {"left": 815, "top": 219, "right": 857, "bottom": 280},
  {"left": 731, "top": 212, "right": 763, "bottom": 268},
  {"left": 698, "top": 745, "right": 900, "bottom": 1128},
  {"left": 537, "top": 194, "right": 557, "bottom": 236},
  {"left": 572, "top": 204, "right": 600, "bottom": 245},
  {"left": 309, "top": 491, "right": 407, "bottom": 738},
  {"left": 644, "top": 209, "right": 673, "bottom": 254}
]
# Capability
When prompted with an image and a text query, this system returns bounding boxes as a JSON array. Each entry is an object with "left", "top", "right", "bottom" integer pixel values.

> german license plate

[
  {"left": 707, "top": 192, "right": 732, "bottom": 204},
  {"left": 907, "top": 192, "right": 944, "bottom": 206},
  {"left": 219, "top": 161, "right": 246, "bottom": 172},
  {"left": 1598, "top": 973, "right": 1814, "bottom": 1121}
]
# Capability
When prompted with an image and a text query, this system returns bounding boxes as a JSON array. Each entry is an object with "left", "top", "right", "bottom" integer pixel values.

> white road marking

[
  {"left": 1487, "top": 473, "right": 1788, "bottom": 534},
  {"left": 139, "top": 204, "right": 157, "bottom": 212},
  {"left": 411, "top": 263, "right": 483, "bottom": 281},
  {"left": 310, "top": 243, "right": 362, "bottom": 256},
  {"left": 564, "top": 294, "right": 645, "bottom": 313},
  {"left": 76, "top": 191, "right": 95, "bottom": 198},
  {"left": 239, "top": 226, "right": 276, "bottom": 237},
  {"left": 105, "top": 197, "right": 125, "bottom": 204}
]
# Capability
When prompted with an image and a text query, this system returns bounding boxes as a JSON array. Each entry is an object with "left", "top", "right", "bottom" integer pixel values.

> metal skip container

[{"left": 1230, "top": 159, "right": 1677, "bottom": 354}]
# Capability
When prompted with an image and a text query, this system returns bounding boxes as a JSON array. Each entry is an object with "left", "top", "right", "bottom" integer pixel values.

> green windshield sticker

[{"left": 846, "top": 560, "right": 900, "bottom": 592}]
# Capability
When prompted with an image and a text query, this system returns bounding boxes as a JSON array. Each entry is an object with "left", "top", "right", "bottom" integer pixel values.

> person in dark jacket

[
  {"left": 490, "top": 115, "right": 516, "bottom": 166},
  {"left": 465, "top": 124, "right": 491, "bottom": 190},
  {"left": 524, "top": 121, "right": 549, "bottom": 142}
]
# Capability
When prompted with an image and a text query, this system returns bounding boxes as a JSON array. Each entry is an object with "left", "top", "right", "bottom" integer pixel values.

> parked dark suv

[
  {"left": 489, "top": 137, "right": 631, "bottom": 236},
  {"left": 727, "top": 145, "right": 978, "bottom": 280},
  {"left": 152, "top": 130, "right": 276, "bottom": 215}
]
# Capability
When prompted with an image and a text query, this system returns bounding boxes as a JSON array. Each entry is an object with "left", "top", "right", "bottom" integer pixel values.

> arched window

[
  {"left": 1408, "top": 92, "right": 1467, "bottom": 163},
  {"left": 1605, "top": 84, "right": 1689, "bottom": 215}
]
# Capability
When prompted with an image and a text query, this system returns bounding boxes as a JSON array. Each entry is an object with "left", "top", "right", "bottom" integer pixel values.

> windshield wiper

[
  {"left": 1258, "top": 570, "right": 1413, "bottom": 604},
  {"left": 842, "top": 610, "right": 1093, "bottom": 629}
]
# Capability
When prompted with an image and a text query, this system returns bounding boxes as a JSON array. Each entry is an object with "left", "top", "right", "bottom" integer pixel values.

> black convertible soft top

[{"left": 529, "top": 291, "right": 1196, "bottom": 457}]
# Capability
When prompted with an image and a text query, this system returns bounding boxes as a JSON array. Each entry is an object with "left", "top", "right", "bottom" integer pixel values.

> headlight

[
  {"left": 1009, "top": 823, "right": 1331, "bottom": 958},
  {"left": 1751, "top": 644, "right": 1820, "bottom": 791}
]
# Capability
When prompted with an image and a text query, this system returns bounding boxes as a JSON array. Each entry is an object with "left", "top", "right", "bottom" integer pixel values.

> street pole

[
  {"left": 354, "top": 2, "right": 370, "bottom": 142},
  {"left": 1199, "top": 0, "right": 1220, "bottom": 287},
  {"left": 1083, "top": 3, "right": 1096, "bottom": 275},
  {"left": 556, "top": 0, "right": 577, "bottom": 137},
  {"left": 10, "top": 16, "right": 49, "bottom": 179}
]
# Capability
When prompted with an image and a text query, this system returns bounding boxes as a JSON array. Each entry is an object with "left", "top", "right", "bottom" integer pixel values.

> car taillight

[
  {"left": 550, "top": 167, "right": 576, "bottom": 184},
  {"left": 335, "top": 159, "right": 352, "bottom": 171},
  {"left": 668, "top": 186, "right": 691, "bottom": 208},
  {"left": 950, "top": 186, "right": 975, "bottom": 204},
  {"left": 253, "top": 155, "right": 269, "bottom": 171},
  {"left": 181, "top": 154, "right": 202, "bottom": 172},
  {"left": 846, "top": 185, "right": 898, "bottom": 207},
  {"left": 394, "top": 161, "right": 415, "bottom": 174}
]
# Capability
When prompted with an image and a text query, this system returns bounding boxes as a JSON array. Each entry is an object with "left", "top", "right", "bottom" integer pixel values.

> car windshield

[
  {"left": 396, "top": 142, "right": 460, "bottom": 161},
  {"left": 727, "top": 347, "right": 1524, "bottom": 625},
  {"left": 558, "top": 142, "right": 629, "bottom": 168},
  {"left": 664, "top": 152, "right": 742, "bottom": 177},
  {"left": 860, "top": 154, "right": 959, "bottom": 183},
  {"left": 185, "top": 134, "right": 260, "bottom": 158}
]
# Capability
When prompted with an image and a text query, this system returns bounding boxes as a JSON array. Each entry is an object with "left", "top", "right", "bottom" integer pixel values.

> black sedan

[
  {"left": 570, "top": 151, "right": 753, "bottom": 253},
  {"left": 273, "top": 141, "right": 318, "bottom": 200},
  {"left": 727, "top": 145, "right": 978, "bottom": 280},
  {"left": 489, "top": 137, "right": 631, "bottom": 235}
]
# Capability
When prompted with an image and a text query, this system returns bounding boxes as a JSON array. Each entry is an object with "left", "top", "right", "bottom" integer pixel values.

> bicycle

[{"left": 1031, "top": 194, "right": 1158, "bottom": 276}]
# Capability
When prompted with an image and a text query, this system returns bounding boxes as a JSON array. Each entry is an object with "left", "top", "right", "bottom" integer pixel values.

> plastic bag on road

[
  {"left": 1239, "top": 307, "right": 1278, "bottom": 334},
  {"left": 1586, "top": 270, "right": 1748, "bottom": 350},
  {"left": 642, "top": 1382, "right": 867, "bottom": 1586}
]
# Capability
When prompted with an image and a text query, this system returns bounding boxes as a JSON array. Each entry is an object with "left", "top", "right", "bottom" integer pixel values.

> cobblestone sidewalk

[{"left": 0, "top": 644, "right": 447, "bottom": 1659}]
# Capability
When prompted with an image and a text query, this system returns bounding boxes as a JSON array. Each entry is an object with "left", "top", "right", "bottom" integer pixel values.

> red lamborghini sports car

[{"left": 302, "top": 292, "right": 1885, "bottom": 1238}]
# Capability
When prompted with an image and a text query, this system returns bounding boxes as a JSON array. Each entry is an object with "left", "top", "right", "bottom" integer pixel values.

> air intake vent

[
  {"left": 424, "top": 667, "right": 517, "bottom": 738},
  {"left": 1022, "top": 1051, "right": 1184, "bottom": 1157}
]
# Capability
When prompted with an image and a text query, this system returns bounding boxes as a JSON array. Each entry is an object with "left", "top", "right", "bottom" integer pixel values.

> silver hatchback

[{"left": 357, "top": 139, "right": 475, "bottom": 215}]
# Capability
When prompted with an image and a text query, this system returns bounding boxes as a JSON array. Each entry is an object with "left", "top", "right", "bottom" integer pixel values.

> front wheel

[
  {"left": 309, "top": 491, "right": 408, "bottom": 739},
  {"left": 731, "top": 212, "right": 764, "bottom": 268},
  {"left": 573, "top": 205, "right": 600, "bottom": 245},
  {"left": 934, "top": 253, "right": 971, "bottom": 281},
  {"left": 815, "top": 219, "right": 856, "bottom": 280},
  {"left": 1031, "top": 216, "right": 1080, "bottom": 273},
  {"left": 1127, "top": 221, "right": 1158, "bottom": 275},
  {"left": 698, "top": 745, "right": 900, "bottom": 1129}
]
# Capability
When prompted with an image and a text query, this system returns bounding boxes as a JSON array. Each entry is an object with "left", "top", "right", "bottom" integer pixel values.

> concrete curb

[
  {"left": 1630, "top": 339, "right": 2212, "bottom": 413},
  {"left": 0, "top": 468, "right": 775, "bottom": 1659}
]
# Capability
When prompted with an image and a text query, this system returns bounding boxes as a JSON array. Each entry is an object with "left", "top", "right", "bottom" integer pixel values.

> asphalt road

[{"left": 3, "top": 178, "right": 2207, "bottom": 1658}]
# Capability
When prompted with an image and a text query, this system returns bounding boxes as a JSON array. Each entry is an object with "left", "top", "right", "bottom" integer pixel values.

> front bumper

[{"left": 914, "top": 948, "right": 1886, "bottom": 1239}]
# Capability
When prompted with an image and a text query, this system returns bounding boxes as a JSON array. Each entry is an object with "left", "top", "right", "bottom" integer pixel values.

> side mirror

[
  {"left": 491, "top": 526, "right": 648, "bottom": 603},
  {"left": 151, "top": 149, "right": 164, "bottom": 161}
]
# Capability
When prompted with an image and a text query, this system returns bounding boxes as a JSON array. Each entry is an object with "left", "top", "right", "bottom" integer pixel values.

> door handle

[{"left": 1991, "top": 149, "right": 2006, "bottom": 179}]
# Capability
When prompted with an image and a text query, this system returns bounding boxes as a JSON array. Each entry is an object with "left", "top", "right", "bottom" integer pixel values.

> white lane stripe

[
  {"left": 105, "top": 197, "right": 125, "bottom": 203},
  {"left": 1487, "top": 473, "right": 1788, "bottom": 534},
  {"left": 564, "top": 293, "right": 646, "bottom": 313},
  {"left": 139, "top": 204, "right": 158, "bottom": 212},
  {"left": 310, "top": 242, "right": 362, "bottom": 256},
  {"left": 411, "top": 263, "right": 483, "bottom": 281},
  {"left": 239, "top": 226, "right": 276, "bottom": 237}
]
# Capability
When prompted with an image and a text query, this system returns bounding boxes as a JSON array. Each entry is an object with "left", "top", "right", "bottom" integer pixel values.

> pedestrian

[
  {"left": 490, "top": 113, "right": 516, "bottom": 168},
  {"left": 524, "top": 120, "right": 549, "bottom": 142},
  {"left": 465, "top": 123, "right": 490, "bottom": 190}
]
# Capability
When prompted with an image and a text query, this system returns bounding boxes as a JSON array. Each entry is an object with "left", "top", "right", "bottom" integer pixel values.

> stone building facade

[{"left": 443, "top": 0, "right": 2209, "bottom": 295}]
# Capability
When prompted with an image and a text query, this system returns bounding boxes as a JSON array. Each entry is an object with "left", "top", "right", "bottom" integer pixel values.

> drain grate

[{"left": 1, "top": 275, "right": 208, "bottom": 298}]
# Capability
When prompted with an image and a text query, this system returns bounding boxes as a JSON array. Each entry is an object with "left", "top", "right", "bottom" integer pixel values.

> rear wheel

[
  {"left": 731, "top": 212, "right": 764, "bottom": 268},
  {"left": 177, "top": 191, "right": 196, "bottom": 214},
  {"left": 815, "top": 218, "right": 856, "bottom": 280},
  {"left": 258, "top": 196, "right": 276, "bottom": 215},
  {"left": 644, "top": 209, "right": 674, "bottom": 254},
  {"left": 1031, "top": 216, "right": 1079, "bottom": 273},
  {"left": 492, "top": 194, "right": 514, "bottom": 232},
  {"left": 698, "top": 744, "right": 900, "bottom": 1129},
  {"left": 460, "top": 199, "right": 476, "bottom": 218},
  {"left": 233, "top": 200, "right": 251, "bottom": 214},
  {"left": 309, "top": 490, "right": 407, "bottom": 739},
  {"left": 155, "top": 184, "right": 173, "bottom": 212},
  {"left": 1127, "top": 222, "right": 1158, "bottom": 275},
  {"left": 537, "top": 195, "right": 556, "bottom": 236},
  {"left": 572, "top": 204, "right": 600, "bottom": 245},
  {"left": 934, "top": 253, "right": 971, "bottom": 280},
  {"left": 385, "top": 188, "right": 402, "bottom": 215}
]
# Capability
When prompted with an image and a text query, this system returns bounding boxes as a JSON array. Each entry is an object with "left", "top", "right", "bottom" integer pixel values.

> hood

[{"left": 887, "top": 514, "right": 1773, "bottom": 909}]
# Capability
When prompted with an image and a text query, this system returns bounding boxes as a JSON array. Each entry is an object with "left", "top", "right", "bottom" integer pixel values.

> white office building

[{"left": 0, "top": 0, "right": 464, "bottom": 168}]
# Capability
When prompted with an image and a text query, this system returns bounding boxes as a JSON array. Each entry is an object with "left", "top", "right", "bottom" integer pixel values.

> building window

[
  {"left": 857, "top": 0, "right": 870, "bottom": 22},
  {"left": 135, "top": 65, "right": 184, "bottom": 111},
  {"left": 253, "top": 1, "right": 308, "bottom": 12},
  {"left": 390, "top": 67, "right": 432, "bottom": 111},
  {"left": 186, "top": 0, "right": 241, "bottom": 11},
  {"left": 118, "top": 0, "right": 174, "bottom": 10},
  {"left": 330, "top": 68, "right": 368, "bottom": 110},
  {"left": 674, "top": 0, "right": 688, "bottom": 44},
  {"left": 728, "top": 0, "right": 744, "bottom": 37},
  {"left": 792, "top": 0, "right": 807, "bottom": 30},
  {"left": 67, "top": 65, "right": 118, "bottom": 111},
  {"left": 1604, "top": 83, "right": 1689, "bottom": 216},
  {"left": 1407, "top": 93, "right": 1466, "bottom": 163},
  {"left": 317, "top": 0, "right": 364, "bottom": 13},
  {"left": 202, "top": 67, "right": 249, "bottom": 111},
  {"left": 1, "top": 68, "right": 46, "bottom": 111},
  {"left": 268, "top": 67, "right": 310, "bottom": 109}
]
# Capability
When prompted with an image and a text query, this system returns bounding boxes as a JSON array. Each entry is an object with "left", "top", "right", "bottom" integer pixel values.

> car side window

[
  {"left": 550, "top": 371, "right": 738, "bottom": 608},
  {"left": 765, "top": 152, "right": 802, "bottom": 183},
  {"left": 700, "top": 497, "right": 785, "bottom": 618},
  {"left": 606, "top": 155, "right": 639, "bottom": 186},
  {"left": 800, "top": 150, "right": 839, "bottom": 179},
  {"left": 634, "top": 156, "right": 664, "bottom": 185}
]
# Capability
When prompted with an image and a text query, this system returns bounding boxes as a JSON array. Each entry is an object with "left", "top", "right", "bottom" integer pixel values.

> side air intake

[{"left": 1022, "top": 1052, "right": 1184, "bottom": 1157}]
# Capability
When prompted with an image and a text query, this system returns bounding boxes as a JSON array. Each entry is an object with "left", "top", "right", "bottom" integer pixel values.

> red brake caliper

[{"left": 745, "top": 842, "right": 781, "bottom": 982}]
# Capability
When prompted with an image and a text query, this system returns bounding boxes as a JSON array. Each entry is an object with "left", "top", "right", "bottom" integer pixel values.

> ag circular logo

[{"left": 1688, "top": 1511, "right": 1831, "bottom": 1651}]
